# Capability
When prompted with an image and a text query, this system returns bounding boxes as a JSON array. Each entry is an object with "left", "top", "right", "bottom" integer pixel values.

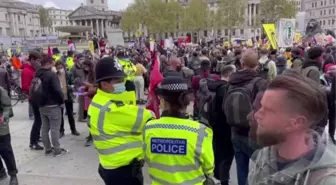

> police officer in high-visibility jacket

[
  {"left": 143, "top": 76, "right": 215, "bottom": 185},
  {"left": 52, "top": 47, "right": 61, "bottom": 62},
  {"left": 66, "top": 51, "right": 75, "bottom": 70},
  {"left": 88, "top": 57, "right": 154, "bottom": 185},
  {"left": 116, "top": 50, "right": 136, "bottom": 94}
]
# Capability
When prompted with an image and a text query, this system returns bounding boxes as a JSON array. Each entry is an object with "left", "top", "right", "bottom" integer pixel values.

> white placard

[{"left": 277, "top": 19, "right": 296, "bottom": 48}]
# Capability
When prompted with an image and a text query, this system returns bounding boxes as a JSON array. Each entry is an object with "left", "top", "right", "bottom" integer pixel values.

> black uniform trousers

[
  {"left": 0, "top": 134, "right": 18, "bottom": 176},
  {"left": 29, "top": 100, "right": 42, "bottom": 145},
  {"left": 213, "top": 125, "right": 234, "bottom": 185},
  {"left": 60, "top": 99, "right": 76, "bottom": 133},
  {"left": 98, "top": 164, "right": 143, "bottom": 185}
]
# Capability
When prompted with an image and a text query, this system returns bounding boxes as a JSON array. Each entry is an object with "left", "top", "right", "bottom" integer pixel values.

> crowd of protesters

[{"left": 0, "top": 39, "right": 335, "bottom": 185}]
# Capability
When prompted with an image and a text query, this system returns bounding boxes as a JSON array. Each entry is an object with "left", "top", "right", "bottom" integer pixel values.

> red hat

[{"left": 325, "top": 63, "right": 336, "bottom": 73}]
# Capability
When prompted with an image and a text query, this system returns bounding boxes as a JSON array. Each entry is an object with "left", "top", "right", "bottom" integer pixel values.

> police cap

[
  {"left": 95, "top": 57, "right": 126, "bottom": 83},
  {"left": 157, "top": 76, "right": 188, "bottom": 95}
]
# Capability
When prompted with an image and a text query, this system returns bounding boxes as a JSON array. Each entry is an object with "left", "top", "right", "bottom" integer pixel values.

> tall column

[
  {"left": 100, "top": 19, "right": 104, "bottom": 37},
  {"left": 85, "top": 19, "right": 88, "bottom": 39},
  {"left": 90, "top": 19, "right": 93, "bottom": 34},
  {"left": 253, "top": 3, "right": 257, "bottom": 27},
  {"left": 248, "top": 4, "right": 252, "bottom": 26},
  {"left": 24, "top": 14, "right": 28, "bottom": 38},
  {"left": 96, "top": 19, "right": 99, "bottom": 36}
]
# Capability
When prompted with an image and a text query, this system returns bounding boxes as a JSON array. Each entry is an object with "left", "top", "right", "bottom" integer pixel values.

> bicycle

[{"left": 9, "top": 79, "right": 28, "bottom": 106}]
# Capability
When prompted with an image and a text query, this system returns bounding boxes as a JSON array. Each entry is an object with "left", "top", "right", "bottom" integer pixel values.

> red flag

[
  {"left": 47, "top": 46, "right": 52, "bottom": 56},
  {"left": 146, "top": 53, "right": 163, "bottom": 118}
]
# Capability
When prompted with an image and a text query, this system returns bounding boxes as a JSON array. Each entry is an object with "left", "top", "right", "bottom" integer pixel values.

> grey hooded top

[{"left": 249, "top": 132, "right": 336, "bottom": 185}]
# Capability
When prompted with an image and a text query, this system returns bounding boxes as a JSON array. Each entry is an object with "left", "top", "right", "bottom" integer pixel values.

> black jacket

[
  {"left": 228, "top": 69, "right": 268, "bottom": 136},
  {"left": 35, "top": 68, "right": 64, "bottom": 106}
]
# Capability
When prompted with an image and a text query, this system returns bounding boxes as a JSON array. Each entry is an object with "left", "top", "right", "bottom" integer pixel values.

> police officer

[
  {"left": 88, "top": 57, "right": 154, "bottom": 185},
  {"left": 52, "top": 47, "right": 61, "bottom": 62},
  {"left": 143, "top": 76, "right": 215, "bottom": 185},
  {"left": 116, "top": 50, "right": 137, "bottom": 97}
]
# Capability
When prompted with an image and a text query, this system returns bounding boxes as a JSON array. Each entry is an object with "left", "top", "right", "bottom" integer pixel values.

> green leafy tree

[
  {"left": 217, "top": 0, "right": 247, "bottom": 40},
  {"left": 146, "top": 0, "right": 182, "bottom": 37},
  {"left": 124, "top": 0, "right": 182, "bottom": 38},
  {"left": 180, "top": 0, "right": 208, "bottom": 40},
  {"left": 38, "top": 7, "right": 52, "bottom": 34},
  {"left": 259, "top": 0, "right": 297, "bottom": 24},
  {"left": 120, "top": 5, "right": 139, "bottom": 37}
]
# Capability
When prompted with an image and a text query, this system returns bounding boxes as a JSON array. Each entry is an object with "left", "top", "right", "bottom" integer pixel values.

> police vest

[
  {"left": 52, "top": 54, "right": 61, "bottom": 62},
  {"left": 66, "top": 57, "right": 74, "bottom": 70},
  {"left": 143, "top": 117, "right": 214, "bottom": 185},
  {"left": 88, "top": 89, "right": 154, "bottom": 169},
  {"left": 118, "top": 58, "right": 136, "bottom": 81}
]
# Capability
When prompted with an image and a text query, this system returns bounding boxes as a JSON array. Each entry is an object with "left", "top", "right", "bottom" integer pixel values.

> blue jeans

[{"left": 232, "top": 135, "right": 255, "bottom": 185}]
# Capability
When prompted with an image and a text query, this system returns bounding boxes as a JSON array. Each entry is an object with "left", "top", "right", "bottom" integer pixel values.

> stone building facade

[{"left": 0, "top": 0, "right": 41, "bottom": 37}]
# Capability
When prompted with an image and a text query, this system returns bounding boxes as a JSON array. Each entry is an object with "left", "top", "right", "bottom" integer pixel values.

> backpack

[
  {"left": 199, "top": 81, "right": 229, "bottom": 126},
  {"left": 224, "top": 77, "right": 262, "bottom": 128},
  {"left": 29, "top": 77, "right": 45, "bottom": 106},
  {"left": 258, "top": 59, "right": 271, "bottom": 79},
  {"left": 196, "top": 75, "right": 216, "bottom": 122}
]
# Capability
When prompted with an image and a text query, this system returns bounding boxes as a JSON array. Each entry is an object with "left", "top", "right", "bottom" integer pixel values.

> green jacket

[
  {"left": 0, "top": 86, "right": 13, "bottom": 136},
  {"left": 248, "top": 133, "right": 336, "bottom": 185}
]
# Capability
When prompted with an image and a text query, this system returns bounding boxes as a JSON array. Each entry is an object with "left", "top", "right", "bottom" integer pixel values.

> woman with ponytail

[{"left": 143, "top": 76, "right": 215, "bottom": 185}]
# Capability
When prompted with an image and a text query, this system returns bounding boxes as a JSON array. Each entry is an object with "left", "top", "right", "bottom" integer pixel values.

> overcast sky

[{"left": 18, "top": 0, "right": 134, "bottom": 11}]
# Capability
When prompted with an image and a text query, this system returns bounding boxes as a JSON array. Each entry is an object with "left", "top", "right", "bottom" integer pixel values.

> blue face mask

[{"left": 113, "top": 83, "right": 126, "bottom": 94}]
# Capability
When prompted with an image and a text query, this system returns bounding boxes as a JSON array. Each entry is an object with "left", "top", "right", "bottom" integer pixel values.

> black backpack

[
  {"left": 224, "top": 77, "right": 262, "bottom": 128},
  {"left": 29, "top": 77, "right": 45, "bottom": 106},
  {"left": 198, "top": 79, "right": 229, "bottom": 126},
  {"left": 258, "top": 59, "right": 271, "bottom": 79}
]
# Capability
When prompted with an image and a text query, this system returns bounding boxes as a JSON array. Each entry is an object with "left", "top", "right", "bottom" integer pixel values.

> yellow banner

[
  {"left": 262, "top": 24, "right": 278, "bottom": 49},
  {"left": 294, "top": 33, "right": 302, "bottom": 42},
  {"left": 7, "top": 48, "right": 11, "bottom": 57},
  {"left": 88, "top": 40, "right": 94, "bottom": 54}
]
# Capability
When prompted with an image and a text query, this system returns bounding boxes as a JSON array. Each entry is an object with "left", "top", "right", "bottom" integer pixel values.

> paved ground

[{"left": 0, "top": 101, "right": 238, "bottom": 185}]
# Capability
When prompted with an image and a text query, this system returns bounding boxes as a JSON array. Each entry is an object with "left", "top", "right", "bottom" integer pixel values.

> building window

[
  {"left": 324, "top": 9, "right": 326, "bottom": 15},
  {"left": 323, "top": 20, "right": 325, "bottom": 25},
  {"left": 5, "top": 14, "right": 7, "bottom": 20},
  {"left": 204, "top": 30, "right": 208, "bottom": 37},
  {"left": 101, "top": 0, "right": 104, "bottom": 3},
  {"left": 321, "top": 1, "right": 323, "bottom": 6},
  {"left": 0, "top": 27, "right": 2, "bottom": 36},
  {"left": 6, "top": 28, "right": 10, "bottom": 36},
  {"left": 332, "top": 19, "right": 335, "bottom": 25},
  {"left": 224, "top": 29, "right": 228, "bottom": 36},
  {"left": 321, "top": 10, "right": 323, "bottom": 15},
  {"left": 240, "top": 29, "right": 244, "bottom": 35},
  {"left": 330, "top": 9, "right": 332, "bottom": 14},
  {"left": 231, "top": 29, "right": 236, "bottom": 36},
  {"left": 333, "top": 8, "right": 335, "bottom": 14},
  {"left": 18, "top": 15, "right": 20, "bottom": 21},
  {"left": 91, "top": 0, "right": 94, "bottom": 3},
  {"left": 328, "top": 19, "right": 331, "bottom": 25},
  {"left": 102, "top": 8, "right": 105, "bottom": 11}
]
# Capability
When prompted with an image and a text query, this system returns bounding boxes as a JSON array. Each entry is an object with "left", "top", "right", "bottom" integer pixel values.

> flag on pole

[
  {"left": 47, "top": 46, "right": 52, "bottom": 56},
  {"left": 146, "top": 53, "right": 163, "bottom": 118}
]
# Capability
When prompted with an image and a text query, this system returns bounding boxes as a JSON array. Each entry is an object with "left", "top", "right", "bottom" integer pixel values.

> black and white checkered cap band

[{"left": 161, "top": 83, "right": 188, "bottom": 91}]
